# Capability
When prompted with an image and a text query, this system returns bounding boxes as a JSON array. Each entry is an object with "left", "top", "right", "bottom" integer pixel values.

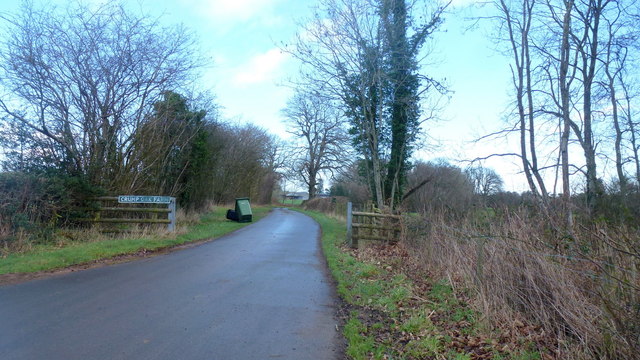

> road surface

[{"left": 0, "top": 208, "right": 342, "bottom": 360}]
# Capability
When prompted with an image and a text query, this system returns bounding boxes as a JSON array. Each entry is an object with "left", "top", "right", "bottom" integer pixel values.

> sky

[{"left": 0, "top": 0, "right": 531, "bottom": 192}]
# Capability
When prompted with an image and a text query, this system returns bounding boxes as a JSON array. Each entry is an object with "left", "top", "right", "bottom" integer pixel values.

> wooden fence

[
  {"left": 74, "top": 196, "right": 176, "bottom": 232},
  {"left": 346, "top": 202, "right": 402, "bottom": 248}
]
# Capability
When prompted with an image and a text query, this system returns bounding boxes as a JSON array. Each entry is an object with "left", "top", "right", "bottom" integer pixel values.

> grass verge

[
  {"left": 299, "top": 208, "right": 549, "bottom": 360},
  {"left": 0, "top": 206, "right": 270, "bottom": 275}
]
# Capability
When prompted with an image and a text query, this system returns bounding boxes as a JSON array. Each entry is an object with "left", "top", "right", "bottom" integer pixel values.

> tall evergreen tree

[
  {"left": 380, "top": 0, "right": 445, "bottom": 208},
  {"left": 134, "top": 91, "right": 207, "bottom": 203},
  {"left": 287, "top": 0, "right": 447, "bottom": 210}
]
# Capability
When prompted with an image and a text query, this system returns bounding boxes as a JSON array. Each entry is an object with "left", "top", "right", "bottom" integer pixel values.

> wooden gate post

[
  {"left": 168, "top": 197, "right": 176, "bottom": 232},
  {"left": 347, "top": 202, "right": 356, "bottom": 248}
]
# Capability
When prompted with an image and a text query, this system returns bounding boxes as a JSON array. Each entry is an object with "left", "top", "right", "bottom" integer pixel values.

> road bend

[{"left": 0, "top": 208, "right": 341, "bottom": 360}]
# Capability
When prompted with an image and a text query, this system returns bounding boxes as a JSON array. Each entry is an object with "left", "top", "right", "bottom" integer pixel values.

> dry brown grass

[
  {"left": 1, "top": 229, "right": 33, "bottom": 256},
  {"left": 176, "top": 207, "right": 206, "bottom": 226},
  {"left": 302, "top": 196, "right": 349, "bottom": 221},
  {"left": 404, "top": 208, "right": 640, "bottom": 359},
  {"left": 0, "top": 220, "right": 181, "bottom": 257}
]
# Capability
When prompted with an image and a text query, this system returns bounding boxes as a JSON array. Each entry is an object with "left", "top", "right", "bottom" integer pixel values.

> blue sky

[{"left": 0, "top": 0, "right": 530, "bottom": 191}]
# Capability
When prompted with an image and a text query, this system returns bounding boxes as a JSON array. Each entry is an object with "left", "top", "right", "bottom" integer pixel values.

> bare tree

[
  {"left": 496, "top": 0, "right": 549, "bottom": 203},
  {"left": 285, "top": 0, "right": 387, "bottom": 207},
  {"left": 544, "top": 0, "right": 638, "bottom": 213},
  {"left": 557, "top": 0, "right": 576, "bottom": 228},
  {"left": 621, "top": 78, "right": 640, "bottom": 185},
  {"left": 573, "top": 0, "right": 606, "bottom": 212},
  {"left": 0, "top": 1, "right": 202, "bottom": 190},
  {"left": 603, "top": 16, "right": 628, "bottom": 193},
  {"left": 330, "top": 160, "right": 372, "bottom": 204},
  {"left": 285, "top": 0, "right": 448, "bottom": 210},
  {"left": 490, "top": 0, "right": 638, "bottom": 225},
  {"left": 465, "top": 165, "right": 504, "bottom": 196},
  {"left": 283, "top": 90, "right": 350, "bottom": 199},
  {"left": 489, "top": 0, "right": 575, "bottom": 226},
  {"left": 211, "top": 124, "right": 280, "bottom": 204},
  {"left": 599, "top": 1, "right": 640, "bottom": 193},
  {"left": 405, "top": 160, "right": 474, "bottom": 215}
]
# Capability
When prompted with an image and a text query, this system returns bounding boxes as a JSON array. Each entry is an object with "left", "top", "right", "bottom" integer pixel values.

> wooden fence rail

[
  {"left": 346, "top": 202, "right": 402, "bottom": 248},
  {"left": 73, "top": 196, "right": 176, "bottom": 232}
]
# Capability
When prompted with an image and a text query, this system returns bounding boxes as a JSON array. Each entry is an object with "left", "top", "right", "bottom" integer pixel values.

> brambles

[{"left": 405, "top": 207, "right": 640, "bottom": 359}]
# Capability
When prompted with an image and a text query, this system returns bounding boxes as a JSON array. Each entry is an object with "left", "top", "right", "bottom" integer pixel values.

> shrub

[
  {"left": 302, "top": 196, "right": 349, "bottom": 219},
  {"left": 404, "top": 207, "right": 640, "bottom": 359},
  {"left": 0, "top": 171, "right": 102, "bottom": 249}
]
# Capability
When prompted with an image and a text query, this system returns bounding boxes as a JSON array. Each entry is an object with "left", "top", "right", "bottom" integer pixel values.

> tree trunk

[
  {"left": 605, "top": 53, "right": 626, "bottom": 193},
  {"left": 524, "top": 5, "right": 549, "bottom": 201},
  {"left": 308, "top": 172, "right": 317, "bottom": 199},
  {"left": 560, "top": 0, "right": 574, "bottom": 231},
  {"left": 580, "top": 0, "right": 601, "bottom": 214},
  {"left": 622, "top": 84, "right": 640, "bottom": 184},
  {"left": 503, "top": 0, "right": 539, "bottom": 199},
  {"left": 382, "top": 0, "right": 411, "bottom": 209}
]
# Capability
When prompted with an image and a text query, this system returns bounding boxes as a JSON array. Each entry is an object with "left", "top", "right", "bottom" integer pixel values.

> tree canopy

[
  {"left": 0, "top": 1, "right": 202, "bottom": 189},
  {"left": 286, "top": 0, "right": 449, "bottom": 210}
]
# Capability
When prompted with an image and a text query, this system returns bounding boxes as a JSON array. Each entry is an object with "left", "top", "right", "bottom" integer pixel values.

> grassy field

[
  {"left": 279, "top": 198, "right": 304, "bottom": 205},
  {"left": 299, "top": 208, "right": 547, "bottom": 360},
  {"left": 0, "top": 206, "right": 270, "bottom": 275}
]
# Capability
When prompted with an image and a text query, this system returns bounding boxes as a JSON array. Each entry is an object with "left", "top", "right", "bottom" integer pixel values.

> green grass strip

[
  {"left": 298, "top": 209, "right": 482, "bottom": 360},
  {"left": 297, "top": 209, "right": 393, "bottom": 358},
  {"left": 0, "top": 206, "right": 270, "bottom": 274}
]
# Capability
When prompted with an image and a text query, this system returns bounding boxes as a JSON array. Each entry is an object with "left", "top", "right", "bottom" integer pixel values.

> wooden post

[
  {"left": 475, "top": 238, "right": 486, "bottom": 288},
  {"left": 168, "top": 197, "right": 176, "bottom": 232},
  {"left": 347, "top": 202, "right": 356, "bottom": 248},
  {"left": 95, "top": 198, "right": 102, "bottom": 221}
]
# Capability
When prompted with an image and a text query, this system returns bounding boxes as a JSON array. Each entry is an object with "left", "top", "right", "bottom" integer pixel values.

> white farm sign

[{"left": 118, "top": 195, "right": 172, "bottom": 204}]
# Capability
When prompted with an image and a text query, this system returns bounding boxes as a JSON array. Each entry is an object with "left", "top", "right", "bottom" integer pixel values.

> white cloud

[{"left": 232, "top": 48, "right": 289, "bottom": 86}]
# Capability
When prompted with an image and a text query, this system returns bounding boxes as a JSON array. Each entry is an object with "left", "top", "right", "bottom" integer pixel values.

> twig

[{"left": 448, "top": 273, "right": 458, "bottom": 302}]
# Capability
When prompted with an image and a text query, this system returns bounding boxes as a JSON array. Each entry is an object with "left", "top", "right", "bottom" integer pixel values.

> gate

[
  {"left": 74, "top": 195, "right": 176, "bottom": 232},
  {"left": 346, "top": 202, "right": 402, "bottom": 248}
]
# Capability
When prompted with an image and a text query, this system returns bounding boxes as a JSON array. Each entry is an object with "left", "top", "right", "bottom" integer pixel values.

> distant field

[{"left": 279, "top": 198, "right": 304, "bottom": 205}]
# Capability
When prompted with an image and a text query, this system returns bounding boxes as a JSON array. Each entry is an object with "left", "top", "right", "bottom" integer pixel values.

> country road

[{"left": 0, "top": 208, "right": 342, "bottom": 360}]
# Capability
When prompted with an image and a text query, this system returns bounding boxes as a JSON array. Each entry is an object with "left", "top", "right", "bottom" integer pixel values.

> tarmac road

[{"left": 0, "top": 208, "right": 342, "bottom": 360}]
